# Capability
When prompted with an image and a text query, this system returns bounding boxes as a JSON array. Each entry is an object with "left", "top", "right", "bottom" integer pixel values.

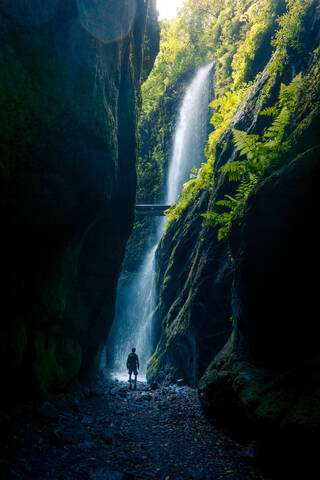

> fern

[
  {"left": 260, "top": 105, "right": 279, "bottom": 116},
  {"left": 279, "top": 72, "right": 302, "bottom": 111},
  {"left": 220, "top": 160, "right": 249, "bottom": 181},
  {"left": 263, "top": 106, "right": 291, "bottom": 140},
  {"left": 231, "top": 129, "right": 260, "bottom": 160},
  {"left": 204, "top": 73, "right": 303, "bottom": 241}
]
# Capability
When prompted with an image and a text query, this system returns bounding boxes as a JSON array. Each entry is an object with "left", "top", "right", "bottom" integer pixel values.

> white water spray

[
  {"left": 105, "top": 62, "right": 213, "bottom": 379},
  {"left": 166, "top": 62, "right": 214, "bottom": 203}
]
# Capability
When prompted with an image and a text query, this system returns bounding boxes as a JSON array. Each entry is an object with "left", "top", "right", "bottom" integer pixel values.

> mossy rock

[{"left": 33, "top": 331, "right": 82, "bottom": 395}]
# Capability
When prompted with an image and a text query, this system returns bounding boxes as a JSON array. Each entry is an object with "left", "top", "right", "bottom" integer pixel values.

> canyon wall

[
  {"left": 0, "top": 0, "right": 159, "bottom": 401},
  {"left": 149, "top": 1, "right": 320, "bottom": 462}
]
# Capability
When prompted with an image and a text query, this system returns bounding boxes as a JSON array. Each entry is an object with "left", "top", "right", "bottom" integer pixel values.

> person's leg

[
  {"left": 134, "top": 372, "right": 137, "bottom": 390},
  {"left": 129, "top": 371, "right": 132, "bottom": 389}
]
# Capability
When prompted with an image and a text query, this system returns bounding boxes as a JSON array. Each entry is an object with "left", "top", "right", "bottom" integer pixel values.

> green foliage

[
  {"left": 141, "top": 0, "right": 281, "bottom": 121},
  {"left": 203, "top": 73, "right": 303, "bottom": 239},
  {"left": 261, "top": 0, "right": 314, "bottom": 98},
  {"left": 140, "top": 0, "right": 316, "bottom": 230}
]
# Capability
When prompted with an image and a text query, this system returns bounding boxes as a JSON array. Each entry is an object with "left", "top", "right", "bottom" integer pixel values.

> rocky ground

[{"left": 0, "top": 373, "right": 272, "bottom": 480}]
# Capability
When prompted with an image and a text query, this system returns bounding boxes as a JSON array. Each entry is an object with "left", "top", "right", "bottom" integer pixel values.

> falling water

[
  {"left": 105, "top": 62, "right": 213, "bottom": 379},
  {"left": 165, "top": 62, "right": 214, "bottom": 203}
]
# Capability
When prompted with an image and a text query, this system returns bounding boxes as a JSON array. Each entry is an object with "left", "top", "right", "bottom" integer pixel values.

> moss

[
  {"left": 282, "top": 387, "right": 320, "bottom": 428},
  {"left": 253, "top": 389, "right": 297, "bottom": 424},
  {"left": 146, "top": 341, "right": 166, "bottom": 382},
  {"left": 33, "top": 331, "right": 82, "bottom": 395},
  {"left": 198, "top": 363, "right": 219, "bottom": 389}
]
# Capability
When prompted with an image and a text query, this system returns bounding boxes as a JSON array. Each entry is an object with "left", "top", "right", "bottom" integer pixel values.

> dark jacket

[{"left": 126, "top": 352, "right": 139, "bottom": 370}]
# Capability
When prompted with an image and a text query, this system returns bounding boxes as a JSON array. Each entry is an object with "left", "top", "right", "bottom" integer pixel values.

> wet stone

[
  {"left": 101, "top": 431, "right": 113, "bottom": 444},
  {"left": 44, "top": 430, "right": 64, "bottom": 448},
  {"left": 38, "top": 402, "right": 59, "bottom": 421}
]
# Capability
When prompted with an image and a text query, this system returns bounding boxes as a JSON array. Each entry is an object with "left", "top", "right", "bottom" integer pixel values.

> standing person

[{"left": 126, "top": 347, "right": 139, "bottom": 390}]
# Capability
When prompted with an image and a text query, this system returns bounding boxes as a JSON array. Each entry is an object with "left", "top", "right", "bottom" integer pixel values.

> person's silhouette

[{"left": 126, "top": 347, "right": 139, "bottom": 390}]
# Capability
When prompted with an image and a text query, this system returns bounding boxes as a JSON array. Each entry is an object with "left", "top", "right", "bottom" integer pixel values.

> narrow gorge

[{"left": 1, "top": 0, "right": 320, "bottom": 479}]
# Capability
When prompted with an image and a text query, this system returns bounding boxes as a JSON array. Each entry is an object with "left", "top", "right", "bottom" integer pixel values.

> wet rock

[
  {"left": 101, "top": 431, "right": 113, "bottom": 444},
  {"left": 79, "top": 440, "right": 95, "bottom": 450},
  {"left": 189, "top": 469, "right": 206, "bottom": 480},
  {"left": 38, "top": 402, "right": 59, "bottom": 421},
  {"left": 242, "top": 441, "right": 259, "bottom": 463},
  {"left": 141, "top": 393, "right": 153, "bottom": 401},
  {"left": 71, "top": 399, "right": 80, "bottom": 413},
  {"left": 176, "top": 379, "right": 184, "bottom": 386},
  {"left": 62, "top": 431, "right": 79, "bottom": 445},
  {"left": 90, "top": 467, "right": 134, "bottom": 479},
  {"left": 115, "top": 408, "right": 125, "bottom": 415},
  {"left": 110, "top": 387, "right": 121, "bottom": 396},
  {"left": 44, "top": 430, "right": 64, "bottom": 448}
]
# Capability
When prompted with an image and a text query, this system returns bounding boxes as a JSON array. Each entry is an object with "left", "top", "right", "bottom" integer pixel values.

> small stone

[
  {"left": 79, "top": 440, "right": 95, "bottom": 449},
  {"left": 90, "top": 466, "right": 133, "bottom": 479},
  {"left": 176, "top": 379, "right": 184, "bottom": 386},
  {"left": 190, "top": 470, "right": 205, "bottom": 480},
  {"left": 38, "top": 402, "right": 59, "bottom": 421},
  {"left": 101, "top": 431, "right": 113, "bottom": 444},
  {"left": 63, "top": 432, "right": 77, "bottom": 444},
  {"left": 141, "top": 393, "right": 153, "bottom": 401},
  {"left": 44, "top": 430, "right": 64, "bottom": 448},
  {"left": 110, "top": 387, "right": 120, "bottom": 395}
]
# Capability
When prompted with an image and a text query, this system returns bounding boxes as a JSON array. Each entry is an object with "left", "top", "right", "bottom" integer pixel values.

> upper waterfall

[{"left": 166, "top": 62, "right": 214, "bottom": 204}]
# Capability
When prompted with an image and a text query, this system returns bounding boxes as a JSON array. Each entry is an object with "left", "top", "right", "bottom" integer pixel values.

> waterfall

[
  {"left": 166, "top": 62, "right": 214, "bottom": 203},
  {"left": 105, "top": 62, "right": 213, "bottom": 380}
]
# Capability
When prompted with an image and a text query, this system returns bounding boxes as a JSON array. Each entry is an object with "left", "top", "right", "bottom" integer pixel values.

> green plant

[{"left": 203, "top": 73, "right": 303, "bottom": 239}]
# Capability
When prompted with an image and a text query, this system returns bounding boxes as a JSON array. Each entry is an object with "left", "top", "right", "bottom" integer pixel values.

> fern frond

[
  {"left": 260, "top": 105, "right": 278, "bottom": 116},
  {"left": 263, "top": 107, "right": 291, "bottom": 141},
  {"left": 225, "top": 194, "right": 236, "bottom": 202},
  {"left": 217, "top": 225, "right": 230, "bottom": 241},
  {"left": 279, "top": 72, "right": 302, "bottom": 111},
  {"left": 216, "top": 199, "right": 234, "bottom": 209},
  {"left": 219, "top": 161, "right": 249, "bottom": 181},
  {"left": 201, "top": 211, "right": 221, "bottom": 227},
  {"left": 232, "top": 129, "right": 260, "bottom": 158}
]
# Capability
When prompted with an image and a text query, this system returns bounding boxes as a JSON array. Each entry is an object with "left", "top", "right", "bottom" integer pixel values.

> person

[{"left": 126, "top": 347, "right": 139, "bottom": 390}]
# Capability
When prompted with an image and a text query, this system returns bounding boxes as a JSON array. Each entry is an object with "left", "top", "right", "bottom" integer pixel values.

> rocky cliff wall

[
  {"left": 0, "top": 0, "right": 159, "bottom": 402},
  {"left": 198, "top": 6, "right": 320, "bottom": 441},
  {"left": 149, "top": 5, "right": 320, "bottom": 460}
]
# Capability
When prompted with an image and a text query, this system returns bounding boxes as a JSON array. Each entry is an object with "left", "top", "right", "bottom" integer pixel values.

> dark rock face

[
  {"left": 0, "top": 0, "right": 159, "bottom": 401},
  {"left": 196, "top": 8, "right": 320, "bottom": 471},
  {"left": 199, "top": 145, "right": 320, "bottom": 472},
  {"left": 150, "top": 4, "right": 320, "bottom": 468},
  {"left": 147, "top": 191, "right": 233, "bottom": 387},
  {"left": 231, "top": 146, "right": 320, "bottom": 369}
]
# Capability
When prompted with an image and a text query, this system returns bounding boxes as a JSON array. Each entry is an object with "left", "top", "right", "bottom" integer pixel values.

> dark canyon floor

[{"left": 0, "top": 373, "right": 273, "bottom": 480}]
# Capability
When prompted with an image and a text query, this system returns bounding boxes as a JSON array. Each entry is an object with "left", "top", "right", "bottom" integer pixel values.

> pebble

[{"left": 38, "top": 402, "right": 59, "bottom": 421}]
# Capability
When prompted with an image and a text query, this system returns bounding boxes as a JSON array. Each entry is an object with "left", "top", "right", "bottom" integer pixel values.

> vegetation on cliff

[{"left": 151, "top": 0, "right": 318, "bottom": 229}]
